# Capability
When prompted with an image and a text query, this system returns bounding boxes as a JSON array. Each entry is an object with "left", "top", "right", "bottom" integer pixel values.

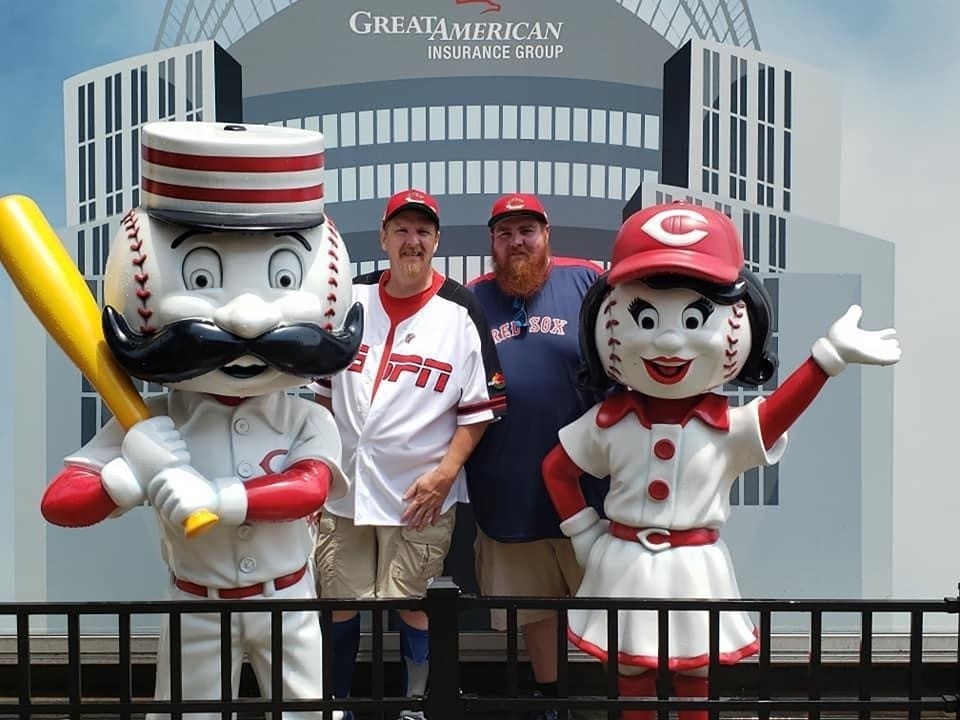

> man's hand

[
  {"left": 147, "top": 466, "right": 219, "bottom": 528},
  {"left": 401, "top": 467, "right": 455, "bottom": 531},
  {"left": 121, "top": 416, "right": 190, "bottom": 484}
]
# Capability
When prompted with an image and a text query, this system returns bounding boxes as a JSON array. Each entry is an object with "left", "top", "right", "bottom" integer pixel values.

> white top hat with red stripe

[{"left": 140, "top": 121, "right": 325, "bottom": 229}]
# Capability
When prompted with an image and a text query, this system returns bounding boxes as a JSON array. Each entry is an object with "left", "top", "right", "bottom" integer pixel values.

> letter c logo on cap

[{"left": 641, "top": 208, "right": 709, "bottom": 247}]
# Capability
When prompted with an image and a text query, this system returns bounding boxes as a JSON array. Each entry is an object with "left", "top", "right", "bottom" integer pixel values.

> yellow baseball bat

[{"left": 0, "top": 195, "right": 217, "bottom": 537}]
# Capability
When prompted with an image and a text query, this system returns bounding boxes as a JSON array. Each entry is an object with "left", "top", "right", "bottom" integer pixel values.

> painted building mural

[{"left": 2, "top": 0, "right": 953, "bottom": 639}]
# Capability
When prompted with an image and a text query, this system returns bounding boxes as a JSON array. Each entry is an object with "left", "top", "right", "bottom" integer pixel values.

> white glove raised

[
  {"left": 559, "top": 507, "right": 609, "bottom": 567},
  {"left": 121, "top": 416, "right": 190, "bottom": 484},
  {"left": 147, "top": 466, "right": 219, "bottom": 528},
  {"left": 811, "top": 305, "right": 901, "bottom": 377}
]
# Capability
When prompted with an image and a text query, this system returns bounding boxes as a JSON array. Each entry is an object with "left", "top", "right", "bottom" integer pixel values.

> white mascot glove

[
  {"left": 559, "top": 507, "right": 609, "bottom": 567},
  {"left": 147, "top": 466, "right": 220, "bottom": 529},
  {"left": 811, "top": 305, "right": 902, "bottom": 377},
  {"left": 99, "top": 458, "right": 146, "bottom": 511},
  {"left": 121, "top": 416, "right": 191, "bottom": 484}
]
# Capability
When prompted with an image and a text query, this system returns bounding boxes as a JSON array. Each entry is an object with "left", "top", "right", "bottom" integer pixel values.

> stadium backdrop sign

[{"left": 347, "top": 10, "right": 566, "bottom": 61}]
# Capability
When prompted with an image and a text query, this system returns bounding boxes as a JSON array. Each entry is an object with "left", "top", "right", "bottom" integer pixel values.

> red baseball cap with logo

[
  {"left": 382, "top": 189, "right": 440, "bottom": 226},
  {"left": 608, "top": 202, "right": 744, "bottom": 285},
  {"left": 487, "top": 193, "right": 549, "bottom": 228}
]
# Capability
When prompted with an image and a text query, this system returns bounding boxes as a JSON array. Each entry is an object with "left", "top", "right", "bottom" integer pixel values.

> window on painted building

[
  {"left": 448, "top": 160, "right": 464, "bottom": 194},
  {"left": 465, "top": 160, "right": 481, "bottom": 194},
  {"left": 466, "top": 105, "right": 482, "bottom": 139},
  {"left": 358, "top": 110, "right": 374, "bottom": 145},
  {"left": 538, "top": 161, "right": 552, "bottom": 195},
  {"left": 340, "top": 111, "right": 356, "bottom": 147},
  {"left": 322, "top": 113, "right": 339, "bottom": 148},
  {"left": 377, "top": 164, "right": 391, "bottom": 198},
  {"left": 429, "top": 106, "right": 445, "bottom": 141},
  {"left": 538, "top": 106, "right": 552, "bottom": 140},
  {"left": 609, "top": 110, "right": 624, "bottom": 145},
  {"left": 554, "top": 106, "right": 571, "bottom": 141},
  {"left": 520, "top": 105, "right": 536, "bottom": 140},
  {"left": 429, "top": 161, "right": 445, "bottom": 195},
  {"left": 376, "top": 109, "right": 391, "bottom": 143},
  {"left": 411, "top": 161, "right": 427, "bottom": 190},
  {"left": 501, "top": 159, "right": 517, "bottom": 193},
  {"left": 410, "top": 107, "right": 426, "bottom": 142},
  {"left": 572, "top": 107, "right": 588, "bottom": 142},
  {"left": 483, "top": 105, "right": 499, "bottom": 139},
  {"left": 501, "top": 105, "right": 517, "bottom": 140},
  {"left": 447, "top": 105, "right": 464, "bottom": 140},
  {"left": 358, "top": 165, "right": 375, "bottom": 200}
]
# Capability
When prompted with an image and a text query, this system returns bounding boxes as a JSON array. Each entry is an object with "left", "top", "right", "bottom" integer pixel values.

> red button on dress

[
  {"left": 647, "top": 479, "right": 670, "bottom": 501},
  {"left": 653, "top": 439, "right": 675, "bottom": 460}
]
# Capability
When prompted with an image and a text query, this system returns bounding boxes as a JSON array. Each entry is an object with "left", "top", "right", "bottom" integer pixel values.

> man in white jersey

[{"left": 312, "top": 189, "right": 507, "bottom": 720}]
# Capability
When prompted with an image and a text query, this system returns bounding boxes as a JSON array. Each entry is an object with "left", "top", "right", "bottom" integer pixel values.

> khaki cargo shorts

[
  {"left": 475, "top": 526, "right": 584, "bottom": 630},
  {"left": 314, "top": 508, "right": 456, "bottom": 599}
]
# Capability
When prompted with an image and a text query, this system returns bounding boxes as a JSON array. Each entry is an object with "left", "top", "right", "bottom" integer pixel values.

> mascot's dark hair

[{"left": 577, "top": 270, "right": 778, "bottom": 395}]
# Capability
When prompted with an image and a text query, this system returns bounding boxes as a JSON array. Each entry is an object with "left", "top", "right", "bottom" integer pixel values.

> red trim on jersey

[
  {"left": 41, "top": 465, "right": 117, "bottom": 527},
  {"left": 314, "top": 378, "right": 333, "bottom": 388},
  {"left": 143, "top": 146, "right": 325, "bottom": 172},
  {"left": 542, "top": 443, "right": 588, "bottom": 521},
  {"left": 243, "top": 459, "right": 332, "bottom": 521},
  {"left": 568, "top": 626, "right": 760, "bottom": 670},
  {"left": 142, "top": 178, "right": 324, "bottom": 204},
  {"left": 458, "top": 395, "right": 507, "bottom": 416},
  {"left": 467, "top": 256, "right": 601, "bottom": 289},
  {"left": 371, "top": 271, "right": 445, "bottom": 401},
  {"left": 550, "top": 256, "right": 605, "bottom": 273},
  {"left": 758, "top": 356, "right": 830, "bottom": 450}
]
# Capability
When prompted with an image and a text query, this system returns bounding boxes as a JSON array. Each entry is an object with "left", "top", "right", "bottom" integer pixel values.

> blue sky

[{"left": 0, "top": 0, "right": 160, "bottom": 226}]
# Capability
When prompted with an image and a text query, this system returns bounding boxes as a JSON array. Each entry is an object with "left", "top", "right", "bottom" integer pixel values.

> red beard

[{"left": 492, "top": 244, "right": 550, "bottom": 298}]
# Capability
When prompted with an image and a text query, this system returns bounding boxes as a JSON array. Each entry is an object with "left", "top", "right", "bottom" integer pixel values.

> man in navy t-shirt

[{"left": 466, "top": 194, "right": 607, "bottom": 720}]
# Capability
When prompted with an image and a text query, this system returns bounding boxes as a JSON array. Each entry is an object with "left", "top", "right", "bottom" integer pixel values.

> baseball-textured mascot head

[
  {"left": 103, "top": 121, "right": 363, "bottom": 398},
  {"left": 579, "top": 201, "right": 776, "bottom": 398}
]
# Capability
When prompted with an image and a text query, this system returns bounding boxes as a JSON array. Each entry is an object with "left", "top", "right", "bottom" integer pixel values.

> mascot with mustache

[{"left": 40, "top": 121, "right": 362, "bottom": 720}]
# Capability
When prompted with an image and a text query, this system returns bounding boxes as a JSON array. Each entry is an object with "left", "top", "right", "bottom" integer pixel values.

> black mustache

[{"left": 102, "top": 303, "right": 364, "bottom": 384}]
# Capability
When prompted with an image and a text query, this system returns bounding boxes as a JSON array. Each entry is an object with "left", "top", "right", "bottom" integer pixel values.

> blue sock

[
  {"left": 330, "top": 615, "right": 361, "bottom": 701},
  {"left": 397, "top": 616, "right": 430, "bottom": 697}
]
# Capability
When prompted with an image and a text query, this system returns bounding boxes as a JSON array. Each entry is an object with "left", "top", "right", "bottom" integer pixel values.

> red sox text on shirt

[{"left": 491, "top": 316, "right": 569, "bottom": 344}]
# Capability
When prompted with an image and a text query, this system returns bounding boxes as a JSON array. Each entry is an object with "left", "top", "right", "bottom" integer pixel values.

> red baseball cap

[
  {"left": 487, "top": 193, "right": 549, "bottom": 228},
  {"left": 608, "top": 202, "right": 744, "bottom": 285},
  {"left": 382, "top": 189, "right": 440, "bottom": 226}
]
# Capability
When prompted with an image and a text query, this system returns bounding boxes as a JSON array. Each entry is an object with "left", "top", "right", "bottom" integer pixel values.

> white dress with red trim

[{"left": 557, "top": 391, "right": 787, "bottom": 670}]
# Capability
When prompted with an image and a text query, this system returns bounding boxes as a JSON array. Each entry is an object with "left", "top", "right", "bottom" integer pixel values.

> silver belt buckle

[{"left": 637, "top": 527, "right": 671, "bottom": 552}]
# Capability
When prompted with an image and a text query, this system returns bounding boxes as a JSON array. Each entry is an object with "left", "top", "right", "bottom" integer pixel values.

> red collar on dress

[{"left": 595, "top": 391, "right": 730, "bottom": 431}]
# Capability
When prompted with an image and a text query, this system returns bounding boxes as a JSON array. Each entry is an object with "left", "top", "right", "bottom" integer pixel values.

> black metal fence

[{"left": 2, "top": 578, "right": 958, "bottom": 719}]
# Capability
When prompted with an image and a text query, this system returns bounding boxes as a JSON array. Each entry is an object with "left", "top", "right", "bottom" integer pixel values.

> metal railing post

[{"left": 424, "top": 577, "right": 462, "bottom": 719}]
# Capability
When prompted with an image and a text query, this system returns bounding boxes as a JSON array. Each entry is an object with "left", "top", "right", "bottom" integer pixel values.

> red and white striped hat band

[{"left": 140, "top": 121, "right": 326, "bottom": 229}]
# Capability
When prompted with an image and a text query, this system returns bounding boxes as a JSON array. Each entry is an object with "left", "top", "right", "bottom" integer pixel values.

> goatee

[{"left": 493, "top": 246, "right": 550, "bottom": 298}]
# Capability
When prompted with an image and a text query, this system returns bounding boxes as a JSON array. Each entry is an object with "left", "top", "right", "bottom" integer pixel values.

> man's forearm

[{"left": 437, "top": 421, "right": 489, "bottom": 480}]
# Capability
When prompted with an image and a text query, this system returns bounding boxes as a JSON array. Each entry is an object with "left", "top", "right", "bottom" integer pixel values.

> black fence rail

[{"left": 1, "top": 578, "right": 958, "bottom": 719}]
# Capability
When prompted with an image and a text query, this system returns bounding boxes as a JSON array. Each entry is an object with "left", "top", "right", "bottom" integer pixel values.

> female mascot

[
  {"left": 40, "top": 121, "right": 362, "bottom": 720},
  {"left": 542, "top": 202, "right": 900, "bottom": 719}
]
